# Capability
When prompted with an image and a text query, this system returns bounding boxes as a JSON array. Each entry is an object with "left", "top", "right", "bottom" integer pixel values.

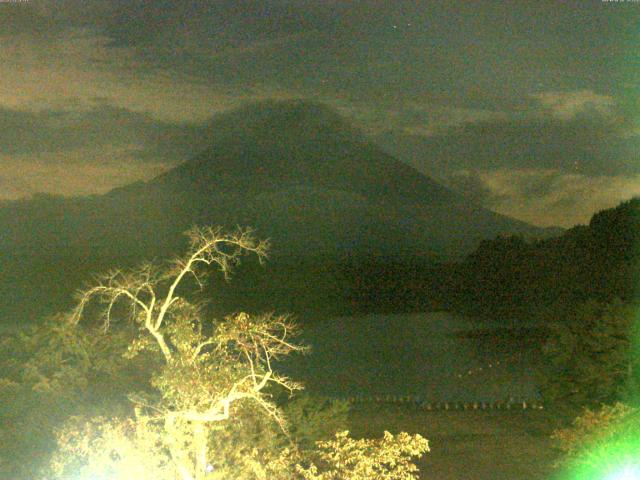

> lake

[{"left": 281, "top": 312, "right": 543, "bottom": 402}]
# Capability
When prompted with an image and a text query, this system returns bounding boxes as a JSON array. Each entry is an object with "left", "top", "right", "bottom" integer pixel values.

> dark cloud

[
  {"left": 516, "top": 171, "right": 565, "bottom": 198},
  {"left": 378, "top": 114, "right": 640, "bottom": 178},
  {"left": 0, "top": 3, "right": 59, "bottom": 37},
  {"left": 444, "top": 169, "right": 566, "bottom": 208},
  {"left": 96, "top": 0, "right": 342, "bottom": 48},
  {"left": 0, "top": 103, "right": 208, "bottom": 162},
  {"left": 14, "top": 0, "right": 635, "bottom": 109},
  {"left": 441, "top": 169, "right": 565, "bottom": 211}
]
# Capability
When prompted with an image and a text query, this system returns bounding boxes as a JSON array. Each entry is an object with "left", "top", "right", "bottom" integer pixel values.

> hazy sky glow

[{"left": 1, "top": 0, "right": 639, "bottom": 227}]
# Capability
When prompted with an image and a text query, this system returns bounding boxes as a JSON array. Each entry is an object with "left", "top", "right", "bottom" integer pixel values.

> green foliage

[
  {"left": 296, "top": 430, "right": 429, "bottom": 480},
  {"left": 283, "top": 395, "right": 350, "bottom": 449},
  {"left": 541, "top": 299, "right": 640, "bottom": 408},
  {"left": 50, "top": 414, "right": 174, "bottom": 480},
  {"left": 552, "top": 403, "right": 640, "bottom": 477},
  {"left": 2, "top": 226, "right": 430, "bottom": 480},
  {"left": 0, "top": 317, "right": 141, "bottom": 479},
  {"left": 552, "top": 403, "right": 637, "bottom": 461},
  {"left": 176, "top": 393, "right": 350, "bottom": 479}
]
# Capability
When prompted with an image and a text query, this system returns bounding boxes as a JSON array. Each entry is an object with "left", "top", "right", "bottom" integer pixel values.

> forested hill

[{"left": 449, "top": 197, "right": 640, "bottom": 323}]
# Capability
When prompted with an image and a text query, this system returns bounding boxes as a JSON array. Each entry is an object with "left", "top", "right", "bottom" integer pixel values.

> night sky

[{"left": 1, "top": 0, "right": 638, "bottom": 227}]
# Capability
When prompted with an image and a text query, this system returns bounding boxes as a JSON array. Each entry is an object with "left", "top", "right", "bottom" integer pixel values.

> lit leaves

[{"left": 296, "top": 430, "right": 430, "bottom": 480}]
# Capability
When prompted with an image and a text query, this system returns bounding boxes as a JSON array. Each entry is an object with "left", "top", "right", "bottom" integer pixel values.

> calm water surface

[{"left": 281, "top": 312, "right": 542, "bottom": 402}]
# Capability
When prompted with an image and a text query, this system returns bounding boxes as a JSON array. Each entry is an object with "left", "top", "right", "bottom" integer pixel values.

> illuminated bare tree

[
  {"left": 46, "top": 226, "right": 429, "bottom": 480},
  {"left": 60, "top": 226, "right": 307, "bottom": 480}
]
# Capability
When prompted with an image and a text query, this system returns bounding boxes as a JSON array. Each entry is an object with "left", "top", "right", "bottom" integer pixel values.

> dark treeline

[
  {"left": 237, "top": 196, "right": 640, "bottom": 321},
  {"left": 446, "top": 197, "right": 640, "bottom": 325},
  {"left": 237, "top": 197, "right": 640, "bottom": 320}
]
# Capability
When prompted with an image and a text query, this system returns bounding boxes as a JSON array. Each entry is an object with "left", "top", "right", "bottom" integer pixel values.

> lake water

[{"left": 281, "top": 312, "right": 542, "bottom": 402}]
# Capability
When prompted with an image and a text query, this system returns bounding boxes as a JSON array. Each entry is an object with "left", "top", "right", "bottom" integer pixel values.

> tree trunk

[{"left": 194, "top": 422, "right": 208, "bottom": 480}]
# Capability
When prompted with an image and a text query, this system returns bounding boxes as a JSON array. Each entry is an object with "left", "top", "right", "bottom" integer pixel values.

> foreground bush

[
  {"left": 297, "top": 430, "right": 429, "bottom": 480},
  {"left": 552, "top": 403, "right": 640, "bottom": 478}
]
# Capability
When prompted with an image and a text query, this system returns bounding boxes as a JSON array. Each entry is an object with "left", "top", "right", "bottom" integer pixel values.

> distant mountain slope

[
  {"left": 149, "top": 100, "right": 551, "bottom": 255},
  {"left": 0, "top": 100, "right": 557, "bottom": 322}
]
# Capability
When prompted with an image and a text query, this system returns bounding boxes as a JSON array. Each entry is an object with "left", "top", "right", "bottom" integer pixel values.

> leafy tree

[
  {"left": 282, "top": 394, "right": 351, "bottom": 449},
  {"left": 2, "top": 226, "right": 429, "bottom": 479},
  {"left": 541, "top": 299, "right": 640, "bottom": 408},
  {"left": 48, "top": 226, "right": 307, "bottom": 480},
  {"left": 296, "top": 430, "right": 429, "bottom": 480}
]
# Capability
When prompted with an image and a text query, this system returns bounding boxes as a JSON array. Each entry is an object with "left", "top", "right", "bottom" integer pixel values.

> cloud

[
  {"left": 329, "top": 100, "right": 513, "bottom": 136},
  {"left": 0, "top": 103, "right": 209, "bottom": 161},
  {"left": 400, "top": 107, "right": 511, "bottom": 136},
  {"left": 0, "top": 149, "right": 170, "bottom": 200},
  {"left": 0, "top": 174, "right": 31, "bottom": 201},
  {"left": 447, "top": 168, "right": 640, "bottom": 228},
  {"left": 0, "top": 5, "right": 271, "bottom": 122},
  {"left": 532, "top": 90, "right": 616, "bottom": 120},
  {"left": 2, "top": 3, "right": 632, "bottom": 130},
  {"left": 442, "top": 169, "right": 498, "bottom": 206},
  {"left": 17, "top": 0, "right": 344, "bottom": 94},
  {"left": 1, "top": 1, "right": 637, "bottom": 230},
  {"left": 0, "top": 101, "right": 216, "bottom": 200},
  {"left": 64, "top": 1, "right": 342, "bottom": 48},
  {"left": 380, "top": 113, "right": 640, "bottom": 178}
]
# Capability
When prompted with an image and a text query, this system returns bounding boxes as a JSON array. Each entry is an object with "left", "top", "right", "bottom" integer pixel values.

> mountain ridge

[{"left": 152, "top": 100, "right": 461, "bottom": 208}]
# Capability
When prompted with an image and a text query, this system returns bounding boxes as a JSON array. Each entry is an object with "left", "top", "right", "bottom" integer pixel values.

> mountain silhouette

[
  {"left": 145, "top": 100, "right": 550, "bottom": 257},
  {"left": 0, "top": 100, "right": 557, "bottom": 322},
  {"left": 153, "top": 100, "right": 459, "bottom": 206}
]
